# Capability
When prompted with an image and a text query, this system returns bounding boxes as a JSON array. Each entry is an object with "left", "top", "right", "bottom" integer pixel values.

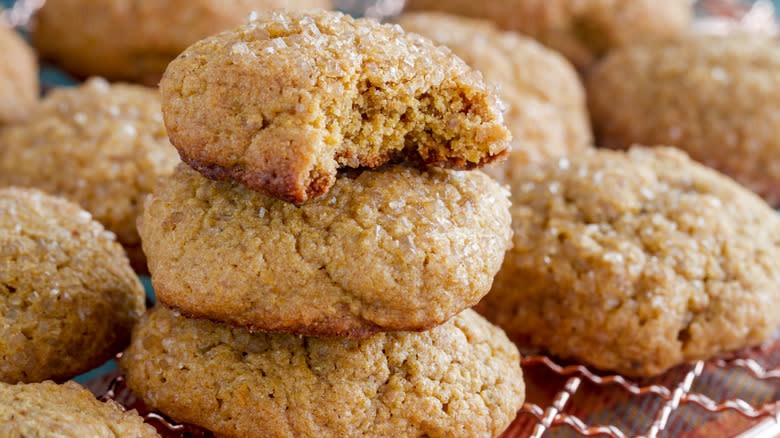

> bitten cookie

[
  {"left": 587, "top": 34, "right": 780, "bottom": 207},
  {"left": 0, "top": 380, "right": 159, "bottom": 438},
  {"left": 0, "top": 187, "right": 145, "bottom": 383},
  {"left": 161, "top": 9, "right": 511, "bottom": 203},
  {"left": 31, "top": 0, "right": 331, "bottom": 85},
  {"left": 403, "top": 0, "right": 691, "bottom": 70},
  {"left": 0, "top": 77, "right": 180, "bottom": 272},
  {"left": 477, "top": 147, "right": 780, "bottom": 377},
  {"left": 396, "top": 12, "right": 591, "bottom": 181},
  {"left": 121, "top": 305, "right": 524, "bottom": 438},
  {"left": 139, "top": 164, "right": 512, "bottom": 338},
  {"left": 0, "top": 22, "right": 38, "bottom": 124}
]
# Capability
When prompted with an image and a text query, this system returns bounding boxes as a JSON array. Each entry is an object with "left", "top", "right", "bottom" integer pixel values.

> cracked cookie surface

[
  {"left": 0, "top": 188, "right": 144, "bottom": 383},
  {"left": 403, "top": 0, "right": 691, "bottom": 70},
  {"left": 0, "top": 380, "right": 159, "bottom": 438},
  {"left": 588, "top": 34, "right": 780, "bottom": 207},
  {"left": 476, "top": 147, "right": 780, "bottom": 377},
  {"left": 32, "top": 0, "right": 331, "bottom": 85},
  {"left": 121, "top": 305, "right": 524, "bottom": 438},
  {"left": 161, "top": 9, "right": 510, "bottom": 203},
  {"left": 139, "top": 164, "right": 512, "bottom": 337},
  {"left": 396, "top": 12, "right": 591, "bottom": 182},
  {"left": 0, "top": 78, "right": 180, "bottom": 272}
]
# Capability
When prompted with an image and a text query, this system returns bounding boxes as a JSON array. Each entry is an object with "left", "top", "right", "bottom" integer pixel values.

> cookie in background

[
  {"left": 0, "top": 78, "right": 180, "bottom": 272},
  {"left": 0, "top": 187, "right": 145, "bottom": 384},
  {"left": 396, "top": 11, "right": 592, "bottom": 182},
  {"left": 0, "top": 18, "right": 38, "bottom": 125},
  {"left": 477, "top": 146, "right": 780, "bottom": 377},
  {"left": 588, "top": 34, "right": 780, "bottom": 207},
  {"left": 30, "top": 0, "right": 333, "bottom": 85},
  {"left": 403, "top": 0, "right": 692, "bottom": 71},
  {"left": 0, "top": 380, "right": 159, "bottom": 437}
]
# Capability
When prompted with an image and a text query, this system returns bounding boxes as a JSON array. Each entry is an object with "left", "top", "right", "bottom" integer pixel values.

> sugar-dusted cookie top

[
  {"left": 161, "top": 9, "right": 511, "bottom": 203},
  {"left": 0, "top": 187, "right": 145, "bottom": 383},
  {"left": 139, "top": 164, "right": 512, "bottom": 338},
  {"left": 0, "top": 78, "right": 180, "bottom": 271}
]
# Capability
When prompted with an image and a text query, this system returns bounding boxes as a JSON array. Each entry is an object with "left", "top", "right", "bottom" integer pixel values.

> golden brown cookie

[
  {"left": 0, "top": 22, "right": 38, "bottom": 124},
  {"left": 396, "top": 12, "right": 592, "bottom": 182},
  {"left": 0, "top": 187, "right": 145, "bottom": 383},
  {"left": 161, "top": 9, "right": 511, "bottom": 203},
  {"left": 121, "top": 305, "right": 524, "bottom": 438},
  {"left": 476, "top": 147, "right": 780, "bottom": 377},
  {"left": 0, "top": 78, "right": 180, "bottom": 272},
  {"left": 31, "top": 0, "right": 331, "bottom": 85},
  {"left": 403, "top": 0, "right": 692, "bottom": 70},
  {"left": 0, "top": 380, "right": 159, "bottom": 438},
  {"left": 139, "top": 163, "right": 512, "bottom": 338},
  {"left": 587, "top": 34, "right": 780, "bottom": 207}
]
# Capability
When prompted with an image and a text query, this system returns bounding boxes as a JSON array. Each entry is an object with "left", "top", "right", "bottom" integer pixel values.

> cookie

[
  {"left": 139, "top": 163, "right": 512, "bottom": 338},
  {"left": 403, "top": 0, "right": 691, "bottom": 70},
  {"left": 0, "top": 380, "right": 159, "bottom": 437},
  {"left": 476, "top": 147, "right": 780, "bottom": 377},
  {"left": 587, "top": 34, "right": 780, "bottom": 207},
  {"left": 0, "top": 77, "right": 180, "bottom": 272},
  {"left": 0, "top": 187, "right": 145, "bottom": 383},
  {"left": 161, "top": 9, "right": 511, "bottom": 203},
  {"left": 121, "top": 305, "right": 524, "bottom": 438},
  {"left": 0, "top": 22, "right": 38, "bottom": 124},
  {"left": 31, "top": 0, "right": 331, "bottom": 85},
  {"left": 396, "top": 12, "right": 591, "bottom": 182}
]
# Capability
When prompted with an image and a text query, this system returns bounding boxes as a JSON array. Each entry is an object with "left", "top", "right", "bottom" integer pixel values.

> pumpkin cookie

[
  {"left": 32, "top": 0, "right": 331, "bottom": 85},
  {"left": 139, "top": 164, "right": 512, "bottom": 338},
  {"left": 0, "top": 78, "right": 180, "bottom": 272},
  {"left": 0, "top": 380, "right": 158, "bottom": 437},
  {"left": 161, "top": 9, "right": 510, "bottom": 203},
  {"left": 396, "top": 12, "right": 591, "bottom": 181},
  {"left": 121, "top": 305, "right": 524, "bottom": 438},
  {"left": 403, "top": 0, "right": 691, "bottom": 70},
  {"left": 588, "top": 34, "right": 780, "bottom": 206},
  {"left": 477, "top": 147, "right": 780, "bottom": 377},
  {"left": 0, "top": 22, "right": 38, "bottom": 124},
  {"left": 0, "top": 187, "right": 145, "bottom": 383}
]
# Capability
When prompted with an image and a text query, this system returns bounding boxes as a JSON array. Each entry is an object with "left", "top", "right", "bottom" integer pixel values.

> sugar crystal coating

[
  {"left": 0, "top": 187, "right": 145, "bottom": 383},
  {"left": 161, "top": 9, "right": 511, "bottom": 202},
  {"left": 139, "top": 164, "right": 512, "bottom": 337},
  {"left": 0, "top": 78, "right": 180, "bottom": 271}
]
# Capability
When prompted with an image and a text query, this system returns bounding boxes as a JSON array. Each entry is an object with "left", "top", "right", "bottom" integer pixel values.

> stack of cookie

[{"left": 120, "top": 9, "right": 525, "bottom": 438}]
